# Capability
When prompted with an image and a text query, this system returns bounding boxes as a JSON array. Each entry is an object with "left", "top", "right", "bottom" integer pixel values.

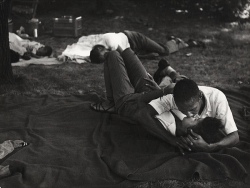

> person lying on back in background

[
  {"left": 89, "top": 30, "right": 191, "bottom": 64},
  {"left": 9, "top": 32, "right": 52, "bottom": 62}
]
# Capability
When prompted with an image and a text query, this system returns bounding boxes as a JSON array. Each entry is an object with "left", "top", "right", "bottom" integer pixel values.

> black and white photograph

[{"left": 0, "top": 0, "right": 250, "bottom": 187}]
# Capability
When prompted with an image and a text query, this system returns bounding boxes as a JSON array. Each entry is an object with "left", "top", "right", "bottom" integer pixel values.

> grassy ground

[
  {"left": 1, "top": 0, "right": 250, "bottom": 187},
  {"left": 2, "top": 0, "right": 250, "bottom": 97}
]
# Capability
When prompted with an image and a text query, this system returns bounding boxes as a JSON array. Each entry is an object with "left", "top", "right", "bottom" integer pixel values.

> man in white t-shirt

[
  {"left": 136, "top": 78, "right": 239, "bottom": 154},
  {"left": 89, "top": 30, "right": 188, "bottom": 64}
]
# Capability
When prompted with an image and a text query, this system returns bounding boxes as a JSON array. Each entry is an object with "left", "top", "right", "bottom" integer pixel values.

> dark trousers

[
  {"left": 123, "top": 30, "right": 169, "bottom": 55},
  {"left": 104, "top": 48, "right": 153, "bottom": 118}
]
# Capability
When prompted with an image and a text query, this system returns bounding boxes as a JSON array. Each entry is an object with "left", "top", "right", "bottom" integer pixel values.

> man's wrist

[{"left": 207, "top": 143, "right": 218, "bottom": 152}]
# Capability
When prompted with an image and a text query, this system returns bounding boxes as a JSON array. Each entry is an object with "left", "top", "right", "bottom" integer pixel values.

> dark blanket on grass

[{"left": 0, "top": 89, "right": 249, "bottom": 188}]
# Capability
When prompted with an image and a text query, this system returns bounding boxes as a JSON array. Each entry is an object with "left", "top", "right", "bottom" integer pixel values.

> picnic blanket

[
  {"left": 11, "top": 57, "right": 63, "bottom": 67},
  {"left": 0, "top": 88, "right": 249, "bottom": 188}
]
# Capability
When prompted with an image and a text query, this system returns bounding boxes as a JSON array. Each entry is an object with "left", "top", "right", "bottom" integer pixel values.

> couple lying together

[
  {"left": 89, "top": 31, "right": 238, "bottom": 155},
  {"left": 9, "top": 32, "right": 53, "bottom": 63}
]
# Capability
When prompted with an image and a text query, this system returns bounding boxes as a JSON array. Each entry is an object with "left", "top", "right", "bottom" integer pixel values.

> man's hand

[{"left": 184, "top": 129, "right": 210, "bottom": 152}]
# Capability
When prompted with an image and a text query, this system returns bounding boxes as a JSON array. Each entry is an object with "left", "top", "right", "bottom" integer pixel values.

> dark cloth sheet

[{"left": 0, "top": 89, "right": 249, "bottom": 188}]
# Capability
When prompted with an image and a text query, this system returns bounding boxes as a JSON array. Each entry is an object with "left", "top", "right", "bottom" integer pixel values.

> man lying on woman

[{"left": 90, "top": 45, "right": 239, "bottom": 155}]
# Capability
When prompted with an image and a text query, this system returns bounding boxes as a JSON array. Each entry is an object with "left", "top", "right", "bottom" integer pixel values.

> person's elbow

[
  {"left": 231, "top": 131, "right": 239, "bottom": 145},
  {"left": 225, "top": 131, "right": 239, "bottom": 148}
]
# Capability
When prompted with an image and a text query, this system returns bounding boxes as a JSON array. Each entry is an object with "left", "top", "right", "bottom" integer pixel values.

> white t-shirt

[
  {"left": 149, "top": 86, "right": 238, "bottom": 135},
  {"left": 97, "top": 32, "right": 130, "bottom": 51}
]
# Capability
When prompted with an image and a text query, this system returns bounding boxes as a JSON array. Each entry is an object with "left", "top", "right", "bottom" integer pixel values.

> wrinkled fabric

[{"left": 0, "top": 89, "right": 249, "bottom": 188}]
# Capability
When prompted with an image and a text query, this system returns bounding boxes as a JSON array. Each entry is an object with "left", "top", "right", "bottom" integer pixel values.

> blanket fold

[{"left": 0, "top": 89, "right": 249, "bottom": 188}]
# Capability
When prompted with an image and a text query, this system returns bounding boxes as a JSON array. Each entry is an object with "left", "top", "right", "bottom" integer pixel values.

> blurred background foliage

[{"left": 38, "top": 0, "right": 250, "bottom": 22}]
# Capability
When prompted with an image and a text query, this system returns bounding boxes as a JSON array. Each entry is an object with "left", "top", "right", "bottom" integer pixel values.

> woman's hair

[
  {"left": 173, "top": 79, "right": 200, "bottom": 104},
  {"left": 89, "top": 45, "right": 105, "bottom": 64},
  {"left": 192, "top": 117, "right": 224, "bottom": 143}
]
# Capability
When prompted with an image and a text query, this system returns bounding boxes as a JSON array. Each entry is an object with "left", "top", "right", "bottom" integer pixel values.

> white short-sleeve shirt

[
  {"left": 97, "top": 32, "right": 130, "bottom": 51},
  {"left": 149, "top": 86, "right": 238, "bottom": 135}
]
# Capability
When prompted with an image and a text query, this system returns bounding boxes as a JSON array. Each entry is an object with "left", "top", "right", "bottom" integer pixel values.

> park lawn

[
  {"left": 1, "top": 0, "right": 250, "bottom": 187},
  {"left": 2, "top": 18, "right": 250, "bottom": 97}
]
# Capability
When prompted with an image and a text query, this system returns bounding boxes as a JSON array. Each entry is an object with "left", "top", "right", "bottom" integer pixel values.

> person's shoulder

[
  {"left": 199, "top": 86, "right": 227, "bottom": 102},
  {"left": 199, "top": 86, "right": 223, "bottom": 94},
  {"left": 103, "top": 32, "right": 116, "bottom": 37}
]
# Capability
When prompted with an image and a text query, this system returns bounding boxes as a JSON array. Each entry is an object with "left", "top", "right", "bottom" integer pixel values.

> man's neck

[{"left": 198, "top": 94, "right": 206, "bottom": 115}]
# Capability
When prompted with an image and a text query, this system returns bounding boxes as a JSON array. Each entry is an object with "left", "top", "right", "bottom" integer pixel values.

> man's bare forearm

[{"left": 208, "top": 131, "right": 239, "bottom": 152}]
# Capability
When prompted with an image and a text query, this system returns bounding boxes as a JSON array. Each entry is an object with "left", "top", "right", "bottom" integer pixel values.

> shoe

[
  {"left": 187, "top": 39, "right": 206, "bottom": 49},
  {"left": 91, "top": 101, "right": 115, "bottom": 113},
  {"left": 153, "top": 59, "right": 170, "bottom": 84},
  {"left": 167, "top": 35, "right": 182, "bottom": 44},
  {"left": 167, "top": 35, "right": 175, "bottom": 41},
  {"left": 21, "top": 52, "right": 31, "bottom": 60},
  {"left": 11, "top": 140, "right": 29, "bottom": 148}
]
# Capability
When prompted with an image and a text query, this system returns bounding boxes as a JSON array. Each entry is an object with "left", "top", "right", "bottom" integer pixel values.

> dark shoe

[
  {"left": 21, "top": 52, "right": 31, "bottom": 60},
  {"left": 153, "top": 59, "right": 170, "bottom": 84},
  {"left": 167, "top": 35, "right": 175, "bottom": 41},
  {"left": 187, "top": 39, "right": 206, "bottom": 49},
  {"left": 167, "top": 35, "right": 182, "bottom": 44},
  {"left": 91, "top": 102, "right": 115, "bottom": 113}
]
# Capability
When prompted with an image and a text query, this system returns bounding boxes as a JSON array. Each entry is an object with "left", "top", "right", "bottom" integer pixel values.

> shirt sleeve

[
  {"left": 215, "top": 92, "right": 238, "bottom": 134},
  {"left": 149, "top": 95, "right": 176, "bottom": 115}
]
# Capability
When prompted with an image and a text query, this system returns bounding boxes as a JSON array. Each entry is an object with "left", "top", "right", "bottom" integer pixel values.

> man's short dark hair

[
  {"left": 37, "top": 46, "right": 53, "bottom": 57},
  {"left": 90, "top": 45, "right": 105, "bottom": 64},
  {"left": 192, "top": 117, "right": 224, "bottom": 143},
  {"left": 173, "top": 79, "right": 200, "bottom": 103}
]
